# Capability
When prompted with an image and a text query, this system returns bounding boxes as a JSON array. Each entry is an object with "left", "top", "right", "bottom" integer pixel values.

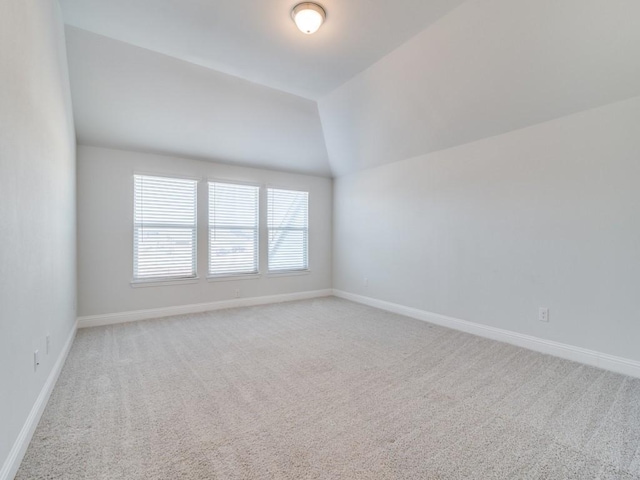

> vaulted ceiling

[
  {"left": 59, "top": 0, "right": 640, "bottom": 178},
  {"left": 59, "top": 0, "right": 467, "bottom": 99},
  {"left": 65, "top": 27, "right": 332, "bottom": 176},
  {"left": 319, "top": 0, "right": 640, "bottom": 176}
]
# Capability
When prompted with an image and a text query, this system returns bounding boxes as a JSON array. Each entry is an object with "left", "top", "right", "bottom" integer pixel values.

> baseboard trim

[
  {"left": 333, "top": 290, "right": 640, "bottom": 379},
  {"left": 78, "top": 289, "right": 334, "bottom": 328},
  {"left": 0, "top": 319, "right": 78, "bottom": 480}
]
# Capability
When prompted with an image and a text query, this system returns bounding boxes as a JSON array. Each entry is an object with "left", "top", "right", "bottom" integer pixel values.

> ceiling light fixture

[{"left": 291, "top": 2, "right": 326, "bottom": 35}]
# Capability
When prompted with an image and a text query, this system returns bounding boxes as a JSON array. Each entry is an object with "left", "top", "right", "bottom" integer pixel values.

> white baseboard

[
  {"left": 78, "top": 289, "right": 334, "bottom": 328},
  {"left": 333, "top": 290, "right": 640, "bottom": 379},
  {"left": 0, "top": 319, "right": 78, "bottom": 480}
]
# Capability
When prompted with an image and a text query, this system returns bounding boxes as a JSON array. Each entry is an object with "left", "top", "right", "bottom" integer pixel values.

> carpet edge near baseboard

[
  {"left": 77, "top": 289, "right": 334, "bottom": 328},
  {"left": 0, "top": 319, "right": 78, "bottom": 480},
  {"left": 333, "top": 289, "right": 640, "bottom": 380}
]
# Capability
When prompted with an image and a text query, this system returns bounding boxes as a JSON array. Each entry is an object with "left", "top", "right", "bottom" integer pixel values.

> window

[
  {"left": 209, "top": 182, "right": 259, "bottom": 277},
  {"left": 133, "top": 175, "right": 197, "bottom": 282},
  {"left": 268, "top": 188, "right": 309, "bottom": 272}
]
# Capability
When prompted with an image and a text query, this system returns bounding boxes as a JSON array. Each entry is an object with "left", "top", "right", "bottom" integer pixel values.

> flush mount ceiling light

[{"left": 291, "top": 2, "right": 326, "bottom": 35}]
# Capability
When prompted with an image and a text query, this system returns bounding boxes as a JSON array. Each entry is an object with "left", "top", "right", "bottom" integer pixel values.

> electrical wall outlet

[
  {"left": 364, "top": 277, "right": 368, "bottom": 287},
  {"left": 234, "top": 289, "right": 240, "bottom": 298},
  {"left": 46, "top": 335, "right": 50, "bottom": 354},
  {"left": 539, "top": 307, "right": 550, "bottom": 323},
  {"left": 34, "top": 350, "right": 40, "bottom": 372}
]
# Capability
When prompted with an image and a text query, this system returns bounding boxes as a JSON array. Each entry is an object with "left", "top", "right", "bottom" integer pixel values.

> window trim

[
  {"left": 267, "top": 187, "right": 310, "bottom": 274},
  {"left": 134, "top": 170, "right": 202, "bottom": 182},
  {"left": 207, "top": 177, "right": 262, "bottom": 188},
  {"left": 267, "top": 270, "right": 311, "bottom": 278},
  {"left": 207, "top": 180, "right": 261, "bottom": 279},
  {"left": 130, "top": 277, "right": 201, "bottom": 288},
  {"left": 132, "top": 173, "right": 199, "bottom": 285}
]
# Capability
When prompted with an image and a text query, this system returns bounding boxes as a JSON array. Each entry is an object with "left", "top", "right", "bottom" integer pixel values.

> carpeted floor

[{"left": 16, "top": 297, "right": 640, "bottom": 479}]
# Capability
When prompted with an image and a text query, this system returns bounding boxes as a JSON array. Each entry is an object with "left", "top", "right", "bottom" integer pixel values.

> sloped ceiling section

[
  {"left": 65, "top": 27, "right": 331, "bottom": 177},
  {"left": 59, "top": 0, "right": 467, "bottom": 100},
  {"left": 319, "top": 0, "right": 640, "bottom": 177}
]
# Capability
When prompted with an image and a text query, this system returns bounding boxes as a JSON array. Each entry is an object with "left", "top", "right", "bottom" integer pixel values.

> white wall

[
  {"left": 333, "top": 96, "right": 640, "bottom": 362},
  {"left": 77, "top": 145, "right": 332, "bottom": 317},
  {"left": 0, "top": 0, "right": 77, "bottom": 473},
  {"left": 319, "top": 0, "right": 640, "bottom": 176}
]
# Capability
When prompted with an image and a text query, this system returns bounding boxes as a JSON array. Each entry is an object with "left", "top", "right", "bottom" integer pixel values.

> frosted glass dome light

[{"left": 291, "top": 3, "right": 326, "bottom": 35}]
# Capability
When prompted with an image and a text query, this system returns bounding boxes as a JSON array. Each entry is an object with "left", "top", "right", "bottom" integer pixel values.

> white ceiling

[
  {"left": 59, "top": 0, "right": 640, "bottom": 178},
  {"left": 58, "top": 0, "right": 467, "bottom": 100}
]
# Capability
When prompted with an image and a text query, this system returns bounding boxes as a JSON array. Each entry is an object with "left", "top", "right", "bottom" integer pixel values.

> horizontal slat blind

[
  {"left": 209, "top": 182, "right": 259, "bottom": 276},
  {"left": 133, "top": 175, "right": 197, "bottom": 281},
  {"left": 268, "top": 188, "right": 309, "bottom": 272}
]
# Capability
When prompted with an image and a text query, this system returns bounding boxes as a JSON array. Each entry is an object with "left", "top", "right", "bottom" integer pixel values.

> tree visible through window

[{"left": 268, "top": 188, "right": 309, "bottom": 272}]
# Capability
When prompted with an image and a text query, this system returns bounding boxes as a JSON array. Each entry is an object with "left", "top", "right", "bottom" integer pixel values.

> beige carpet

[{"left": 16, "top": 297, "right": 640, "bottom": 479}]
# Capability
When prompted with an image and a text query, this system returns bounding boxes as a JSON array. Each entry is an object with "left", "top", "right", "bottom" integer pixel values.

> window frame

[
  {"left": 207, "top": 179, "right": 261, "bottom": 279},
  {"left": 266, "top": 186, "right": 310, "bottom": 275},
  {"left": 131, "top": 173, "right": 199, "bottom": 286}
]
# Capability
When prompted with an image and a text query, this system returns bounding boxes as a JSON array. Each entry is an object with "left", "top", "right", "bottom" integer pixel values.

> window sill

[
  {"left": 267, "top": 270, "right": 311, "bottom": 278},
  {"left": 207, "top": 273, "right": 261, "bottom": 283},
  {"left": 130, "top": 277, "right": 200, "bottom": 288}
]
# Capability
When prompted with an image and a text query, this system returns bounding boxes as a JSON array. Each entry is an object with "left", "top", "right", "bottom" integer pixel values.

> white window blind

[
  {"left": 209, "top": 182, "right": 259, "bottom": 277},
  {"left": 133, "top": 175, "right": 197, "bottom": 281},
  {"left": 268, "top": 188, "right": 309, "bottom": 272}
]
